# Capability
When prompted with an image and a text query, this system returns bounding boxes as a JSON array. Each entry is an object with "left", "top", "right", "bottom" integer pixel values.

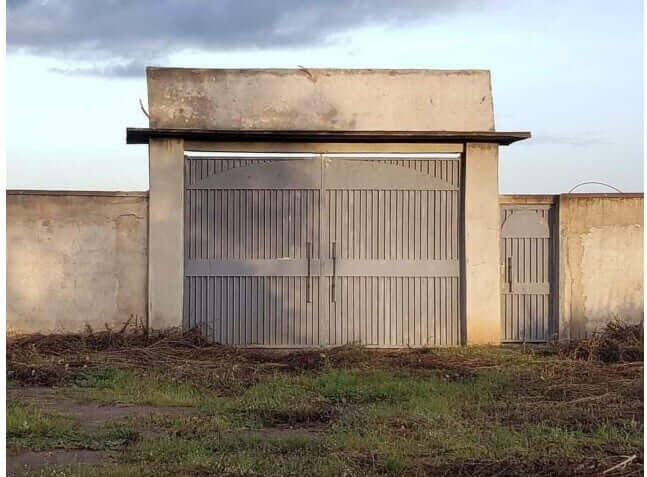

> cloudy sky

[{"left": 6, "top": 0, "right": 644, "bottom": 193}]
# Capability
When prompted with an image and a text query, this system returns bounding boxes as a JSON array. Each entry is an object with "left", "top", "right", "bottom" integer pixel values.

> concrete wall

[
  {"left": 559, "top": 194, "right": 644, "bottom": 339},
  {"left": 147, "top": 68, "right": 494, "bottom": 131},
  {"left": 9, "top": 188, "right": 641, "bottom": 341},
  {"left": 7, "top": 191, "right": 148, "bottom": 334}
]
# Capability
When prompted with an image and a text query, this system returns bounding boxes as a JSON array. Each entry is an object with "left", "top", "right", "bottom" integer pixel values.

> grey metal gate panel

[
  {"left": 324, "top": 155, "right": 462, "bottom": 346},
  {"left": 184, "top": 155, "right": 322, "bottom": 346},
  {"left": 500, "top": 204, "right": 556, "bottom": 342},
  {"left": 185, "top": 152, "right": 463, "bottom": 347}
]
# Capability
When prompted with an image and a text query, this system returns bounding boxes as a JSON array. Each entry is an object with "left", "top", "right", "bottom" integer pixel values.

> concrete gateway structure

[
  {"left": 127, "top": 67, "right": 530, "bottom": 346},
  {"left": 7, "top": 67, "right": 643, "bottom": 345}
]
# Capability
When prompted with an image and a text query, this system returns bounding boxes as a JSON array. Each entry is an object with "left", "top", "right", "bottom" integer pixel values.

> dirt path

[
  {"left": 8, "top": 387, "right": 196, "bottom": 430},
  {"left": 7, "top": 449, "right": 117, "bottom": 476},
  {"left": 7, "top": 386, "right": 200, "bottom": 474}
]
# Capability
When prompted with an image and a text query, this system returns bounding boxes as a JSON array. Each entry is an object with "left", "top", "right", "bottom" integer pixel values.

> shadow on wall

[{"left": 568, "top": 305, "right": 644, "bottom": 341}]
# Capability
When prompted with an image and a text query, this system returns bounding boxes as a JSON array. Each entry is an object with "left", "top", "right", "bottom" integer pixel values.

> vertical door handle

[
  {"left": 306, "top": 242, "right": 312, "bottom": 303},
  {"left": 507, "top": 256, "right": 513, "bottom": 292},
  {"left": 331, "top": 242, "right": 336, "bottom": 303}
]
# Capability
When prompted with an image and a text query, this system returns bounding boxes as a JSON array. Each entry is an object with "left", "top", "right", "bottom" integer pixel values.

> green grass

[
  {"left": 7, "top": 402, "right": 80, "bottom": 450},
  {"left": 71, "top": 368, "right": 203, "bottom": 407},
  {"left": 7, "top": 402, "right": 138, "bottom": 452},
  {"left": 7, "top": 346, "right": 643, "bottom": 476}
]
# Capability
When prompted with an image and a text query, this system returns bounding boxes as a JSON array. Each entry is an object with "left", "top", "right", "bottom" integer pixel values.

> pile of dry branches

[
  {"left": 550, "top": 320, "right": 643, "bottom": 363},
  {"left": 7, "top": 325, "right": 265, "bottom": 389},
  {"left": 7, "top": 324, "right": 494, "bottom": 389}
]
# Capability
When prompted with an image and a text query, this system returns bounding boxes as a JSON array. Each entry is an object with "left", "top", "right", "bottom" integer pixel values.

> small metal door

[{"left": 500, "top": 204, "right": 556, "bottom": 342}]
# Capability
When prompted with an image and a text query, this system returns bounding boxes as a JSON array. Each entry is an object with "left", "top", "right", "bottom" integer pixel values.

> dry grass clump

[
  {"left": 494, "top": 359, "right": 643, "bottom": 432},
  {"left": 7, "top": 325, "right": 494, "bottom": 389},
  {"left": 7, "top": 325, "right": 205, "bottom": 386},
  {"left": 551, "top": 320, "right": 643, "bottom": 363},
  {"left": 424, "top": 457, "right": 640, "bottom": 477}
]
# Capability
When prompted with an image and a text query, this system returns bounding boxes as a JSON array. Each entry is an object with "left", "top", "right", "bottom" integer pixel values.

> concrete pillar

[
  {"left": 464, "top": 143, "right": 501, "bottom": 344},
  {"left": 148, "top": 138, "right": 184, "bottom": 329}
]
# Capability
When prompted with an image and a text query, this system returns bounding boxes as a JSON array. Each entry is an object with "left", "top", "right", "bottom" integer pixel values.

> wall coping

[
  {"left": 7, "top": 190, "right": 149, "bottom": 197},
  {"left": 559, "top": 193, "right": 643, "bottom": 199},
  {"left": 126, "top": 128, "right": 531, "bottom": 146},
  {"left": 500, "top": 193, "right": 644, "bottom": 204}
]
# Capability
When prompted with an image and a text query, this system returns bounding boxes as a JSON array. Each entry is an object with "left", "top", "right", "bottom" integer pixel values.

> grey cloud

[
  {"left": 49, "top": 60, "right": 148, "bottom": 78},
  {"left": 8, "top": 0, "right": 473, "bottom": 77}
]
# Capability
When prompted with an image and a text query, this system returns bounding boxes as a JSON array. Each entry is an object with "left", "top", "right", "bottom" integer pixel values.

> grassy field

[{"left": 6, "top": 331, "right": 644, "bottom": 476}]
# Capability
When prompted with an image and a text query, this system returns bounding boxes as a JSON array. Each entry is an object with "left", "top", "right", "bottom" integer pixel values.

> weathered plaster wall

[
  {"left": 465, "top": 143, "right": 500, "bottom": 344},
  {"left": 147, "top": 68, "right": 494, "bottom": 131},
  {"left": 7, "top": 192, "right": 148, "bottom": 334},
  {"left": 559, "top": 195, "right": 644, "bottom": 339}
]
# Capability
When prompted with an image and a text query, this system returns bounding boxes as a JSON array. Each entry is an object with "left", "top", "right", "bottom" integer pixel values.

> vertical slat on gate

[
  {"left": 427, "top": 189, "right": 433, "bottom": 261},
  {"left": 315, "top": 189, "right": 322, "bottom": 344},
  {"left": 377, "top": 277, "right": 384, "bottom": 346},
  {"left": 394, "top": 191, "right": 400, "bottom": 260},
  {"left": 389, "top": 276, "right": 396, "bottom": 345},
  {"left": 268, "top": 276, "right": 274, "bottom": 345},
  {"left": 223, "top": 275, "right": 229, "bottom": 344},
  {"left": 396, "top": 276, "right": 403, "bottom": 345},
  {"left": 332, "top": 191, "right": 338, "bottom": 343},
  {"left": 232, "top": 190, "right": 238, "bottom": 260},
  {"left": 413, "top": 276, "right": 420, "bottom": 345},
  {"left": 306, "top": 191, "right": 313, "bottom": 343}
]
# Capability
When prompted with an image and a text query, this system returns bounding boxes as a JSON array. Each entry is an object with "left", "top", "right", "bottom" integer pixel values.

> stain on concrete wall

[
  {"left": 559, "top": 195, "right": 644, "bottom": 339},
  {"left": 147, "top": 68, "right": 495, "bottom": 132},
  {"left": 7, "top": 192, "right": 148, "bottom": 334}
]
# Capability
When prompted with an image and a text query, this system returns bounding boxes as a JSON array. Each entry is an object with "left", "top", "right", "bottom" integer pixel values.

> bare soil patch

[
  {"left": 7, "top": 387, "right": 196, "bottom": 431},
  {"left": 7, "top": 449, "right": 116, "bottom": 476}
]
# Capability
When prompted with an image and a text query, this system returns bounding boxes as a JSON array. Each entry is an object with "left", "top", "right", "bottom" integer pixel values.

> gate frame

[
  {"left": 132, "top": 130, "right": 531, "bottom": 345},
  {"left": 179, "top": 142, "right": 466, "bottom": 346},
  {"left": 182, "top": 148, "right": 465, "bottom": 347}
]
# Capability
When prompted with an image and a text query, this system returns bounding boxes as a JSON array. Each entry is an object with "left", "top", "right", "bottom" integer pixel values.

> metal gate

[
  {"left": 184, "top": 152, "right": 462, "bottom": 347},
  {"left": 500, "top": 203, "right": 556, "bottom": 342}
]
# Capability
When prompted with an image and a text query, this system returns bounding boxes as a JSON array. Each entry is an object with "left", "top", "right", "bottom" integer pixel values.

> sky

[{"left": 6, "top": 0, "right": 644, "bottom": 193}]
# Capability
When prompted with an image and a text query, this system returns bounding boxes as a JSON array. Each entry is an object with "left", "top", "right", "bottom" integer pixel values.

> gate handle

[
  {"left": 331, "top": 242, "right": 336, "bottom": 303},
  {"left": 306, "top": 242, "right": 312, "bottom": 303},
  {"left": 507, "top": 257, "right": 512, "bottom": 292}
]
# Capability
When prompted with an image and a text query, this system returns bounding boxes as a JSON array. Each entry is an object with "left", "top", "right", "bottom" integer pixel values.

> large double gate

[{"left": 184, "top": 152, "right": 462, "bottom": 347}]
